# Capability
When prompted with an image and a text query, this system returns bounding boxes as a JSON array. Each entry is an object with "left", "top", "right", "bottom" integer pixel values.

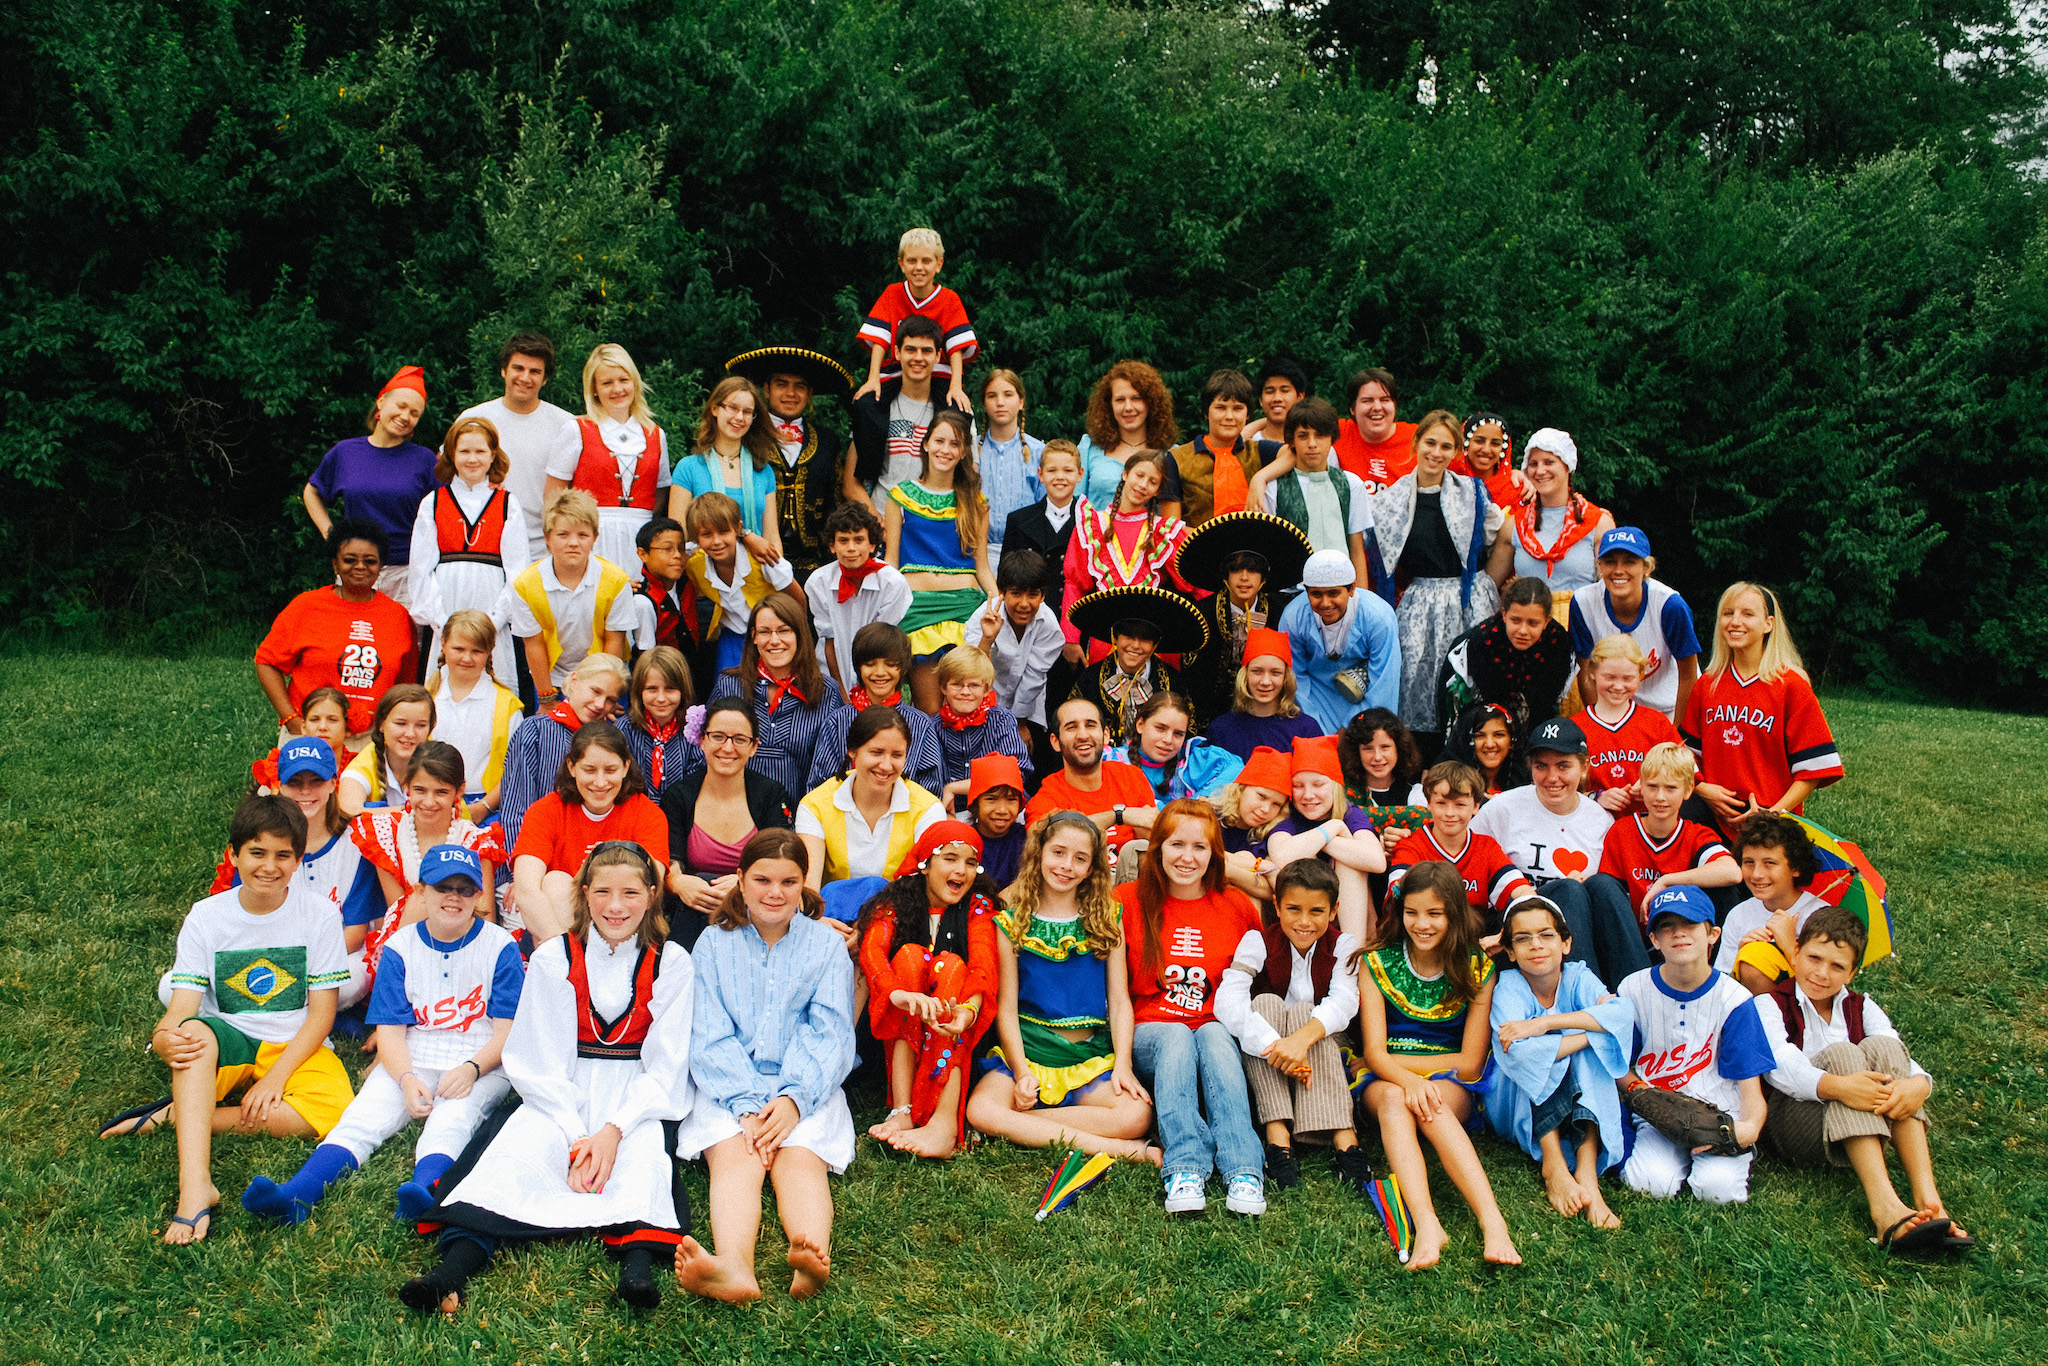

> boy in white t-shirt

[
  {"left": 99, "top": 796, "right": 355, "bottom": 1244},
  {"left": 1716, "top": 810, "right": 1832, "bottom": 992},
  {"left": 242, "top": 845, "right": 524, "bottom": 1225}
]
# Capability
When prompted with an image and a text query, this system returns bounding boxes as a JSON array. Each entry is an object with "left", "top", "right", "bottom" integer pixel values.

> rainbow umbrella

[
  {"left": 1364, "top": 1175, "right": 1412, "bottom": 1263},
  {"left": 1034, "top": 1151, "right": 1115, "bottom": 1221},
  {"left": 1783, "top": 814, "right": 1893, "bottom": 964}
]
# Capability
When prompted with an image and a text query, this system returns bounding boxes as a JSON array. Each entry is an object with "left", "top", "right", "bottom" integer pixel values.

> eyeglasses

[
  {"left": 1508, "top": 930, "right": 1564, "bottom": 949},
  {"left": 754, "top": 626, "right": 797, "bottom": 641},
  {"left": 703, "top": 731, "right": 756, "bottom": 750}
]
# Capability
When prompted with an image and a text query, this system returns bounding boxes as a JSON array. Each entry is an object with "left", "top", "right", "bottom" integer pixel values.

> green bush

[{"left": 2, "top": 0, "right": 2044, "bottom": 696}]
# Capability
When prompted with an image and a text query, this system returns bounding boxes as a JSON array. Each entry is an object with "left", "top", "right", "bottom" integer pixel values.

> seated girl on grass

[
  {"left": 674, "top": 830, "right": 856, "bottom": 1303},
  {"left": 340, "top": 684, "right": 437, "bottom": 817},
  {"left": 1354, "top": 859, "right": 1519, "bottom": 1269},
  {"left": 966, "top": 813, "right": 1158, "bottom": 1163}
]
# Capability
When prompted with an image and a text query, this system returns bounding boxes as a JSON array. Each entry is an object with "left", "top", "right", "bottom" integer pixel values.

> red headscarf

[
  {"left": 379, "top": 365, "right": 427, "bottom": 401},
  {"left": 895, "top": 820, "right": 984, "bottom": 878}
]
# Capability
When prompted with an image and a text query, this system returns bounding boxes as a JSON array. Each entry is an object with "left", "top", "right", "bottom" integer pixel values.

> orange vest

[
  {"left": 572, "top": 419, "right": 664, "bottom": 511},
  {"left": 432, "top": 485, "right": 511, "bottom": 564}
]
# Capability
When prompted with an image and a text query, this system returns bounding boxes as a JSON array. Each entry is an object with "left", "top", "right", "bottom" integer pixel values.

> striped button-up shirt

[
  {"left": 689, "top": 914, "right": 857, "bottom": 1118},
  {"left": 688, "top": 671, "right": 848, "bottom": 802}
]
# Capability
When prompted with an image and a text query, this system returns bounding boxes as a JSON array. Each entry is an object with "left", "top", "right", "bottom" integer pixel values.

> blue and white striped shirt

[
  {"left": 689, "top": 914, "right": 857, "bottom": 1118},
  {"left": 689, "top": 671, "right": 849, "bottom": 801}
]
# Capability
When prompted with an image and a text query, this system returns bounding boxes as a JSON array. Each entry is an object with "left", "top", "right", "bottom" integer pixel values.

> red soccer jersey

[
  {"left": 857, "top": 282, "right": 978, "bottom": 378},
  {"left": 1388, "top": 827, "right": 1533, "bottom": 918},
  {"left": 1579, "top": 702, "right": 1684, "bottom": 793},
  {"left": 1117, "top": 884, "right": 1263, "bottom": 1027},
  {"left": 1334, "top": 420, "right": 1417, "bottom": 494},
  {"left": 1599, "top": 815, "right": 1732, "bottom": 920},
  {"left": 255, "top": 588, "right": 419, "bottom": 735},
  {"left": 1680, "top": 667, "right": 1843, "bottom": 815}
]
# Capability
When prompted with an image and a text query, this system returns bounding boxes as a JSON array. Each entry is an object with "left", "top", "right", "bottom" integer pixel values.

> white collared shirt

[
  {"left": 803, "top": 560, "right": 914, "bottom": 685},
  {"left": 432, "top": 672, "right": 522, "bottom": 798},
  {"left": 794, "top": 777, "right": 944, "bottom": 880},
  {"left": 703, "top": 546, "right": 796, "bottom": 636},
  {"left": 501, "top": 553, "right": 641, "bottom": 685},
  {"left": 1758, "top": 985, "right": 1926, "bottom": 1102}
]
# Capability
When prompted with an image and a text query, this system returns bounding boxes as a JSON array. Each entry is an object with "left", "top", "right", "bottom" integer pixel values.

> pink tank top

[{"left": 686, "top": 822, "right": 755, "bottom": 878}]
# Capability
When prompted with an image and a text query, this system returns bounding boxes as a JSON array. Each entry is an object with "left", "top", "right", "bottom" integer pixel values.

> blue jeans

[
  {"left": 1540, "top": 874, "right": 1650, "bottom": 989},
  {"left": 1131, "top": 1021, "right": 1264, "bottom": 1183}
]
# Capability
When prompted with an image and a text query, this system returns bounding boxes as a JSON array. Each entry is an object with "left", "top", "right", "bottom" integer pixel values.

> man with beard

[{"left": 1023, "top": 697, "right": 1159, "bottom": 854}]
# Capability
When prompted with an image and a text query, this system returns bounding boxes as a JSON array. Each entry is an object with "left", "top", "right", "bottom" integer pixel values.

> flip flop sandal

[
  {"left": 1941, "top": 1227, "right": 1979, "bottom": 1252},
  {"left": 99, "top": 1097, "right": 172, "bottom": 1139},
  {"left": 1874, "top": 1214, "right": 1953, "bottom": 1255},
  {"left": 166, "top": 1206, "right": 217, "bottom": 1244}
]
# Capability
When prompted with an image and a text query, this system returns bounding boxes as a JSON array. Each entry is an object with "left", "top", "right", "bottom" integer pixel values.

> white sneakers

[{"left": 1162, "top": 1172, "right": 1268, "bottom": 1216}]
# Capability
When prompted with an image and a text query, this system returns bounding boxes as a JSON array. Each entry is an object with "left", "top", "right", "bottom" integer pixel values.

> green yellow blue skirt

[
  {"left": 981, "top": 1019, "right": 1116, "bottom": 1107},
  {"left": 901, "top": 585, "right": 986, "bottom": 659}
]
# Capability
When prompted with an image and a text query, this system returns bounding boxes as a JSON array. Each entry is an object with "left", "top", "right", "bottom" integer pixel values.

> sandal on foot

[
  {"left": 166, "top": 1206, "right": 217, "bottom": 1243},
  {"left": 1874, "top": 1214, "right": 1952, "bottom": 1255},
  {"left": 100, "top": 1097, "right": 172, "bottom": 1138}
]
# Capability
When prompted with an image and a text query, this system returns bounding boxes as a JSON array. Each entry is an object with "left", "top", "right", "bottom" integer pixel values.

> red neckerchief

[
  {"left": 642, "top": 716, "right": 680, "bottom": 788},
  {"left": 773, "top": 418, "right": 804, "bottom": 445},
  {"left": 939, "top": 689, "right": 997, "bottom": 730},
  {"left": 759, "top": 664, "right": 807, "bottom": 716},
  {"left": 546, "top": 700, "right": 583, "bottom": 729},
  {"left": 848, "top": 686, "right": 903, "bottom": 710},
  {"left": 836, "top": 557, "right": 888, "bottom": 603},
  {"left": 1513, "top": 492, "right": 1607, "bottom": 576}
]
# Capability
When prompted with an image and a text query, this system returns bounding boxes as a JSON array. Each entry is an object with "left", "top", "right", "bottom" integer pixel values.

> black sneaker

[
  {"left": 1264, "top": 1143, "right": 1302, "bottom": 1189},
  {"left": 1334, "top": 1145, "right": 1376, "bottom": 1196}
]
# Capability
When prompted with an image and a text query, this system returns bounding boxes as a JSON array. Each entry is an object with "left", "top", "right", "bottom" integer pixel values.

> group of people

[{"left": 105, "top": 227, "right": 1971, "bottom": 1317}]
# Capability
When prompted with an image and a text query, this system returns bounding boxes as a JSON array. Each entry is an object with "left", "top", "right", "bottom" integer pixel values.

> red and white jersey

[
  {"left": 1617, "top": 966, "right": 1775, "bottom": 1115},
  {"left": 1387, "top": 827, "right": 1533, "bottom": 920},
  {"left": 858, "top": 283, "right": 978, "bottom": 377},
  {"left": 365, "top": 919, "right": 525, "bottom": 1070},
  {"left": 1579, "top": 702, "right": 1683, "bottom": 793},
  {"left": 1680, "top": 667, "right": 1843, "bottom": 813},
  {"left": 1599, "top": 815, "right": 1731, "bottom": 920}
]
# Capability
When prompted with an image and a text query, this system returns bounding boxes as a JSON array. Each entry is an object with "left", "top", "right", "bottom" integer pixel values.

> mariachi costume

[
  {"left": 727, "top": 347, "right": 855, "bottom": 581},
  {"left": 407, "top": 926, "right": 696, "bottom": 1308},
  {"left": 568, "top": 413, "right": 670, "bottom": 585},
  {"left": 1064, "top": 586, "right": 1209, "bottom": 746},
  {"left": 1172, "top": 512, "right": 1312, "bottom": 726},
  {"left": 859, "top": 824, "right": 1000, "bottom": 1135},
  {"left": 409, "top": 477, "right": 532, "bottom": 681}
]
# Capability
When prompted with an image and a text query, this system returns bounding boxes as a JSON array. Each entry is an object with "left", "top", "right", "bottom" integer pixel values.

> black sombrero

[
  {"left": 1173, "top": 511, "right": 1314, "bottom": 594},
  {"left": 1067, "top": 586, "right": 1210, "bottom": 655},
  {"left": 724, "top": 347, "right": 855, "bottom": 402}
]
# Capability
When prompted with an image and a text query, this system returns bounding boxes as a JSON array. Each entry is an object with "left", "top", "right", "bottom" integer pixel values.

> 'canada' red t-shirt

[
  {"left": 1118, "top": 884, "right": 1262, "bottom": 1027},
  {"left": 1599, "top": 815, "right": 1731, "bottom": 921}
]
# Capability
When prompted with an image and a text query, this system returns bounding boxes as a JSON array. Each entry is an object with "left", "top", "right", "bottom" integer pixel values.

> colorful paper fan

[
  {"left": 1365, "top": 1175, "right": 1412, "bottom": 1263},
  {"left": 1034, "top": 1151, "right": 1115, "bottom": 1221},
  {"left": 1783, "top": 814, "right": 1893, "bottom": 964}
]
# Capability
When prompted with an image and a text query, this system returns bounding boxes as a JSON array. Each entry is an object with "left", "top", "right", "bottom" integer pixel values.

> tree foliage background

[{"left": 3, "top": 0, "right": 2045, "bottom": 698}]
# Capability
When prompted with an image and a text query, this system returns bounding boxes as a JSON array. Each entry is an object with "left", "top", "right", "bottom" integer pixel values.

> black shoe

[
  {"left": 1264, "top": 1143, "right": 1301, "bottom": 1189},
  {"left": 616, "top": 1247, "right": 660, "bottom": 1310},
  {"left": 1334, "top": 1145, "right": 1375, "bottom": 1196},
  {"left": 400, "top": 1275, "right": 460, "bottom": 1313}
]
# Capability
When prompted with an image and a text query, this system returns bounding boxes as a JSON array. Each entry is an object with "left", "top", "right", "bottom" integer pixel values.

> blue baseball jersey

[{"left": 367, "top": 919, "right": 525, "bottom": 1070}]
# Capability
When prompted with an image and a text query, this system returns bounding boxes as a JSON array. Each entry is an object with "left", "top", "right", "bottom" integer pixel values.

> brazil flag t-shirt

[{"left": 169, "top": 884, "right": 353, "bottom": 1046}]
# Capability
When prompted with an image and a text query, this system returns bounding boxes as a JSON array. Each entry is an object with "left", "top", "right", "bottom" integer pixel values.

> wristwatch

[{"left": 1113, "top": 804, "right": 1125, "bottom": 828}]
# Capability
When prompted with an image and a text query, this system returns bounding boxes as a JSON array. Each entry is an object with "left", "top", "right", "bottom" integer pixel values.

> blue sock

[
  {"left": 243, "top": 1144, "right": 357, "bottom": 1225},
  {"left": 395, "top": 1153, "right": 456, "bottom": 1220}
]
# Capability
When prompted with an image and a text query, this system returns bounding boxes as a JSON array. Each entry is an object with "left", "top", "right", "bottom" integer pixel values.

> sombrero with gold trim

[
  {"left": 1173, "top": 511, "right": 1314, "bottom": 593},
  {"left": 724, "top": 347, "right": 854, "bottom": 402},
  {"left": 1066, "top": 585, "right": 1210, "bottom": 655}
]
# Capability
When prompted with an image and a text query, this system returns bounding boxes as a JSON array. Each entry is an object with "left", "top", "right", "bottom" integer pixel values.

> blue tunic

[
  {"left": 1279, "top": 591, "right": 1402, "bottom": 734},
  {"left": 1486, "top": 962, "right": 1636, "bottom": 1173}
]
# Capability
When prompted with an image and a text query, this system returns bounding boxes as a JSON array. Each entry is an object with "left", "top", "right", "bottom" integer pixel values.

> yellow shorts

[
  {"left": 212, "top": 1039, "right": 355, "bottom": 1138},
  {"left": 1734, "top": 940, "right": 1793, "bottom": 982}
]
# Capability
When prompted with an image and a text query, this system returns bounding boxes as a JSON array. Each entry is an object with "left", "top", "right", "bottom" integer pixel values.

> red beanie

[
  {"left": 896, "top": 820, "right": 984, "bottom": 878},
  {"left": 1236, "top": 745, "right": 1293, "bottom": 796},
  {"left": 1291, "top": 735, "right": 1344, "bottom": 785},
  {"left": 967, "top": 754, "right": 1026, "bottom": 806},
  {"left": 1242, "top": 627, "right": 1291, "bottom": 668},
  {"left": 379, "top": 365, "right": 427, "bottom": 401}
]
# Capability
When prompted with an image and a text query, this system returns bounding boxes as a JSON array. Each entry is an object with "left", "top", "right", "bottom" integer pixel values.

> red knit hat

[
  {"left": 896, "top": 819, "right": 984, "bottom": 878},
  {"left": 1241, "top": 627, "right": 1291, "bottom": 669},
  {"left": 1236, "top": 745, "right": 1292, "bottom": 796},
  {"left": 1291, "top": 735, "right": 1344, "bottom": 785},
  {"left": 967, "top": 754, "right": 1026, "bottom": 806},
  {"left": 378, "top": 365, "right": 427, "bottom": 401}
]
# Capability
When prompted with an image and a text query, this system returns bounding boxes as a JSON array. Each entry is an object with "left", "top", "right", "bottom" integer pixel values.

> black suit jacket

[
  {"left": 1001, "top": 501, "right": 1077, "bottom": 609},
  {"left": 849, "top": 378, "right": 973, "bottom": 489}
]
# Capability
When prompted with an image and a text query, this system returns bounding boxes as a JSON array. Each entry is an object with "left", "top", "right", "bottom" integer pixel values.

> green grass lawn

[{"left": 2, "top": 657, "right": 2043, "bottom": 1364}]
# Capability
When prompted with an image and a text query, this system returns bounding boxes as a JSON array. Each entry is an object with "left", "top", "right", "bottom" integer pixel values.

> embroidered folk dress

[
  {"left": 981, "top": 908, "right": 1117, "bottom": 1107},
  {"left": 1060, "top": 501, "right": 1193, "bottom": 662},
  {"left": 1354, "top": 947, "right": 1496, "bottom": 1124}
]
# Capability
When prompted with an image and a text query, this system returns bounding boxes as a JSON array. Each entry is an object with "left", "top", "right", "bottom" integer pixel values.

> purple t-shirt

[
  {"left": 1204, "top": 710, "right": 1326, "bottom": 763},
  {"left": 1272, "top": 806, "right": 1377, "bottom": 842},
  {"left": 308, "top": 436, "right": 439, "bottom": 565}
]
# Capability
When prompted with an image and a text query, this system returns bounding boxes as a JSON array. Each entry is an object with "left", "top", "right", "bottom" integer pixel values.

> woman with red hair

[
  {"left": 1115, "top": 799, "right": 1266, "bottom": 1216},
  {"left": 1078, "top": 361, "right": 1183, "bottom": 521}
]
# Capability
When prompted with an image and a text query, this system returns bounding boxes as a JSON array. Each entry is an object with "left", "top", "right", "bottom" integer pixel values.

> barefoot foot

[
  {"left": 1406, "top": 1221, "right": 1448, "bottom": 1271},
  {"left": 867, "top": 1109, "right": 913, "bottom": 1142},
  {"left": 1483, "top": 1226, "right": 1523, "bottom": 1266},
  {"left": 787, "top": 1236, "right": 831, "bottom": 1299},
  {"left": 1582, "top": 1182, "right": 1621, "bottom": 1230},
  {"left": 1126, "top": 1143, "right": 1164, "bottom": 1167},
  {"left": 674, "top": 1235, "right": 762, "bottom": 1304},
  {"left": 1542, "top": 1162, "right": 1588, "bottom": 1218},
  {"left": 886, "top": 1117, "right": 959, "bottom": 1159}
]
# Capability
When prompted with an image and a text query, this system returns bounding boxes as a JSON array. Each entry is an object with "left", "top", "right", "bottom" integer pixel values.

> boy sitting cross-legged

[
  {"left": 1758, "top": 908, "right": 1974, "bottom": 1255},
  {"left": 1213, "top": 859, "right": 1370, "bottom": 1195},
  {"left": 99, "top": 795, "right": 356, "bottom": 1244},
  {"left": 1486, "top": 896, "right": 1634, "bottom": 1229},
  {"left": 241, "top": 844, "right": 525, "bottom": 1225},
  {"left": 1616, "top": 886, "right": 1773, "bottom": 1205}
]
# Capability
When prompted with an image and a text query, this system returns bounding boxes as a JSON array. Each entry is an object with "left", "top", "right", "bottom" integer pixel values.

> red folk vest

[
  {"left": 433, "top": 485, "right": 511, "bottom": 566},
  {"left": 564, "top": 933, "right": 663, "bottom": 1060},
  {"left": 1249, "top": 922, "right": 1339, "bottom": 1005},
  {"left": 1768, "top": 977, "right": 1866, "bottom": 1049},
  {"left": 573, "top": 419, "right": 664, "bottom": 511}
]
